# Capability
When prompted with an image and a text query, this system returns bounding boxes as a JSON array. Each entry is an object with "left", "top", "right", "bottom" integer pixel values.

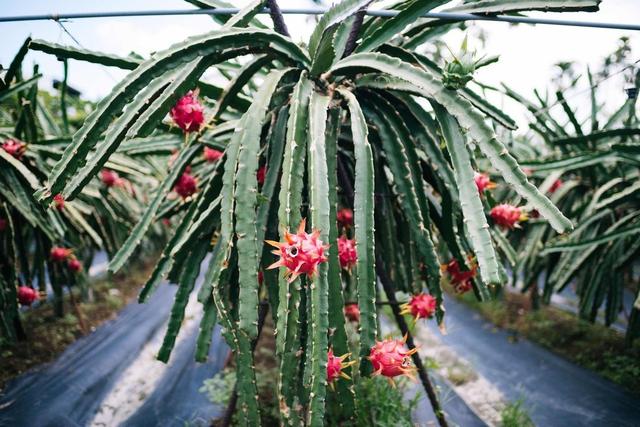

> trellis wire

[{"left": 0, "top": 8, "right": 639, "bottom": 31}]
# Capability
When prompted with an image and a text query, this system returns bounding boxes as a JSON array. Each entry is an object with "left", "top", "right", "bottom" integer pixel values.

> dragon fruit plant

[
  {"left": 0, "top": 37, "right": 173, "bottom": 338},
  {"left": 24, "top": 0, "right": 604, "bottom": 424},
  {"left": 490, "top": 38, "right": 640, "bottom": 343}
]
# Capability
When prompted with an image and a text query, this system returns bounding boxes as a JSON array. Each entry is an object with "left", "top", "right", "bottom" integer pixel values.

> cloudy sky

[{"left": 1, "top": 0, "right": 639, "bottom": 131}]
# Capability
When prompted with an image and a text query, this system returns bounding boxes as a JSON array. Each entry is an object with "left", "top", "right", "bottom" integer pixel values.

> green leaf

[
  {"left": 331, "top": 52, "right": 572, "bottom": 233},
  {"left": 222, "top": 0, "right": 266, "bottom": 29},
  {"left": 126, "top": 58, "right": 211, "bottom": 139},
  {"left": 543, "top": 220, "right": 640, "bottom": 254},
  {"left": 306, "top": 90, "right": 332, "bottom": 425},
  {"left": 308, "top": 0, "right": 371, "bottom": 59},
  {"left": 276, "top": 73, "right": 313, "bottom": 420},
  {"left": 39, "top": 28, "right": 308, "bottom": 203},
  {"left": 235, "top": 69, "right": 289, "bottom": 339},
  {"left": 108, "top": 144, "right": 200, "bottom": 272},
  {"left": 444, "top": 0, "right": 601, "bottom": 13},
  {"left": 210, "top": 55, "right": 273, "bottom": 121},
  {"left": 356, "top": 0, "right": 445, "bottom": 53},
  {"left": 432, "top": 103, "right": 501, "bottom": 287},
  {"left": 3, "top": 37, "right": 31, "bottom": 89},
  {"left": 337, "top": 88, "right": 377, "bottom": 374},
  {"left": 29, "top": 39, "right": 141, "bottom": 70}
]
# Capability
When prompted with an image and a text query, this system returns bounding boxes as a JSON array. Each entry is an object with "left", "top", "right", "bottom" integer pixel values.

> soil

[
  {"left": 0, "top": 260, "right": 156, "bottom": 391},
  {"left": 457, "top": 289, "right": 640, "bottom": 395}
]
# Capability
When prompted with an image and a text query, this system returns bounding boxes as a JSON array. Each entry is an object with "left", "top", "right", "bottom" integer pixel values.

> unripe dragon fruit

[
  {"left": 474, "top": 172, "right": 496, "bottom": 194},
  {"left": 400, "top": 293, "right": 436, "bottom": 321},
  {"left": 51, "top": 246, "right": 72, "bottom": 262},
  {"left": 256, "top": 165, "right": 266, "bottom": 186},
  {"left": 344, "top": 303, "right": 360, "bottom": 323},
  {"left": 2, "top": 138, "right": 26, "bottom": 159},
  {"left": 17, "top": 286, "right": 38, "bottom": 306},
  {"left": 326, "top": 348, "right": 355, "bottom": 387},
  {"left": 174, "top": 171, "right": 198, "bottom": 199},
  {"left": 369, "top": 336, "right": 418, "bottom": 383},
  {"left": 549, "top": 179, "right": 563, "bottom": 194},
  {"left": 336, "top": 208, "right": 353, "bottom": 227},
  {"left": 266, "top": 219, "right": 329, "bottom": 283},
  {"left": 53, "top": 194, "right": 65, "bottom": 211},
  {"left": 337, "top": 236, "right": 357, "bottom": 270},
  {"left": 490, "top": 204, "right": 528, "bottom": 229},
  {"left": 170, "top": 91, "right": 204, "bottom": 133},
  {"left": 67, "top": 257, "right": 82, "bottom": 273},
  {"left": 442, "top": 258, "right": 477, "bottom": 294},
  {"left": 204, "top": 147, "right": 223, "bottom": 163},
  {"left": 101, "top": 169, "right": 122, "bottom": 188}
]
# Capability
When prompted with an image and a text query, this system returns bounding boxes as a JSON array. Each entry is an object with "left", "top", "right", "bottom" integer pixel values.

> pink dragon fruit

[
  {"left": 256, "top": 166, "right": 266, "bottom": 186},
  {"left": 336, "top": 208, "right": 353, "bottom": 227},
  {"left": 101, "top": 169, "right": 123, "bottom": 188},
  {"left": 369, "top": 336, "right": 418, "bottom": 383},
  {"left": 266, "top": 219, "right": 329, "bottom": 282},
  {"left": 204, "top": 147, "right": 223, "bottom": 163},
  {"left": 442, "top": 257, "right": 477, "bottom": 294},
  {"left": 344, "top": 303, "right": 360, "bottom": 323},
  {"left": 174, "top": 171, "right": 198, "bottom": 199},
  {"left": 474, "top": 172, "right": 496, "bottom": 194},
  {"left": 2, "top": 138, "right": 26, "bottom": 159},
  {"left": 67, "top": 257, "right": 82, "bottom": 273},
  {"left": 549, "top": 179, "right": 563, "bottom": 194},
  {"left": 326, "top": 348, "right": 355, "bottom": 387},
  {"left": 17, "top": 286, "right": 38, "bottom": 306},
  {"left": 53, "top": 194, "right": 65, "bottom": 211},
  {"left": 490, "top": 204, "right": 528, "bottom": 229},
  {"left": 400, "top": 293, "right": 436, "bottom": 321},
  {"left": 50, "top": 246, "right": 72, "bottom": 262},
  {"left": 0, "top": 217, "right": 7, "bottom": 232},
  {"left": 337, "top": 236, "right": 357, "bottom": 270},
  {"left": 170, "top": 91, "right": 205, "bottom": 133}
]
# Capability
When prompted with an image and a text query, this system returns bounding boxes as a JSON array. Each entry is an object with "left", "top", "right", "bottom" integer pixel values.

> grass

[
  {"left": 457, "top": 290, "right": 640, "bottom": 395},
  {"left": 500, "top": 399, "right": 534, "bottom": 427},
  {"left": 0, "top": 260, "right": 156, "bottom": 391}
]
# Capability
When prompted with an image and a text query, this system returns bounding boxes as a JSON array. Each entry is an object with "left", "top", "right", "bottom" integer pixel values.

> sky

[{"left": 1, "top": 0, "right": 639, "bottom": 132}]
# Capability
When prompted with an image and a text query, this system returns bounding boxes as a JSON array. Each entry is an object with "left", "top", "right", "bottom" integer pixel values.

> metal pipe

[{"left": 1, "top": 8, "right": 639, "bottom": 31}]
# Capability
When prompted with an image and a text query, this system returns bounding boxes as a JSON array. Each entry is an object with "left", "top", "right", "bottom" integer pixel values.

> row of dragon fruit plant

[
  {"left": 480, "top": 37, "right": 640, "bottom": 345},
  {"left": 1, "top": 0, "right": 614, "bottom": 425}
]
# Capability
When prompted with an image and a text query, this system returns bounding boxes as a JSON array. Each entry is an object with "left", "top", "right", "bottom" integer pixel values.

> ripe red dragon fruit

[
  {"left": 442, "top": 258, "right": 477, "bottom": 294},
  {"left": 369, "top": 337, "right": 418, "bottom": 383},
  {"left": 51, "top": 246, "right": 72, "bottom": 262},
  {"left": 174, "top": 171, "right": 198, "bottom": 199},
  {"left": 204, "top": 147, "right": 223, "bottom": 163},
  {"left": 326, "top": 348, "right": 355, "bottom": 387},
  {"left": 17, "top": 286, "right": 38, "bottom": 306},
  {"left": 549, "top": 179, "right": 563, "bottom": 194},
  {"left": 67, "top": 257, "right": 82, "bottom": 273},
  {"left": 474, "top": 172, "right": 496, "bottom": 194},
  {"left": 337, "top": 236, "right": 357, "bottom": 270},
  {"left": 256, "top": 166, "right": 266, "bottom": 186},
  {"left": 2, "top": 138, "right": 26, "bottom": 159},
  {"left": 53, "top": 194, "right": 65, "bottom": 211},
  {"left": 101, "top": 169, "right": 123, "bottom": 187},
  {"left": 258, "top": 270, "right": 264, "bottom": 286},
  {"left": 266, "top": 219, "right": 329, "bottom": 283},
  {"left": 344, "top": 303, "right": 360, "bottom": 323},
  {"left": 0, "top": 217, "right": 7, "bottom": 232},
  {"left": 170, "top": 91, "right": 205, "bottom": 133},
  {"left": 336, "top": 208, "right": 353, "bottom": 227},
  {"left": 490, "top": 204, "right": 528, "bottom": 229},
  {"left": 400, "top": 293, "right": 436, "bottom": 321}
]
